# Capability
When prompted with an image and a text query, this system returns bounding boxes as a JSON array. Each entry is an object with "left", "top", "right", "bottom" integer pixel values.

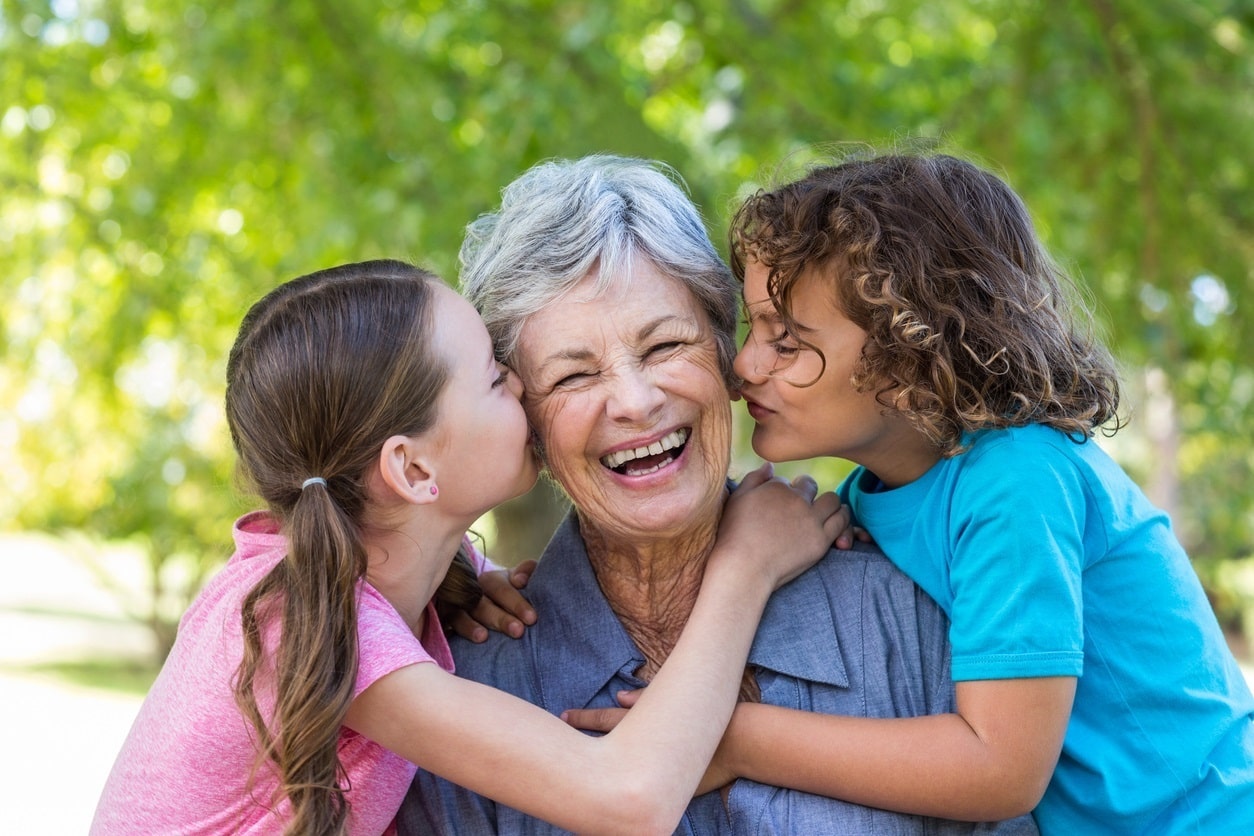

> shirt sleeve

[
  {"left": 354, "top": 586, "right": 439, "bottom": 699},
  {"left": 946, "top": 440, "right": 1086, "bottom": 681}
]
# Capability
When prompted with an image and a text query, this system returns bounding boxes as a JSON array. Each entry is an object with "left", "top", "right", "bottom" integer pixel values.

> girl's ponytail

[
  {"left": 227, "top": 261, "right": 450, "bottom": 835},
  {"left": 234, "top": 481, "right": 366, "bottom": 835}
]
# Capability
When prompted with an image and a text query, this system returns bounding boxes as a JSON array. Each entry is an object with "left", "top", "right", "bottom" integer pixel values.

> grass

[{"left": 2, "top": 656, "right": 159, "bottom": 696}]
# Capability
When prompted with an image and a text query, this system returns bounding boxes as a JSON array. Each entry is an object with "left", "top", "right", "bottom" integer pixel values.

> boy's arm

[
  {"left": 719, "top": 676, "right": 1074, "bottom": 820},
  {"left": 566, "top": 676, "right": 1073, "bottom": 819}
]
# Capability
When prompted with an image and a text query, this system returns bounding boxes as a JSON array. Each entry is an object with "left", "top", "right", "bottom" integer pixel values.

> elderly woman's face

[{"left": 515, "top": 261, "right": 733, "bottom": 540}]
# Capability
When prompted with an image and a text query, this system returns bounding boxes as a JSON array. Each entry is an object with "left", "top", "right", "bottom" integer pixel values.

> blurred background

[{"left": 2, "top": 0, "right": 1252, "bottom": 830}]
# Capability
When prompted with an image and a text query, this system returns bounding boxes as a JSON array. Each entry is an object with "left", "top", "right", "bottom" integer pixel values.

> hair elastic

[{"left": 301, "top": 477, "right": 327, "bottom": 490}]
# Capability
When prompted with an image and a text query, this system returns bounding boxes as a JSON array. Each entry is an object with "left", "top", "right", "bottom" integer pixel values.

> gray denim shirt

[{"left": 398, "top": 511, "right": 1038, "bottom": 835}]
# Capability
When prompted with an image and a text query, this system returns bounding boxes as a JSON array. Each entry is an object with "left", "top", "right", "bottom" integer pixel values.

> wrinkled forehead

[{"left": 564, "top": 263, "right": 703, "bottom": 319}]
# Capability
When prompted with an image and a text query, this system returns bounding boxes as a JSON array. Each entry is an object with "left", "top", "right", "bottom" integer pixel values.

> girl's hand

[
  {"left": 714, "top": 462, "right": 848, "bottom": 589},
  {"left": 446, "top": 560, "right": 538, "bottom": 642}
]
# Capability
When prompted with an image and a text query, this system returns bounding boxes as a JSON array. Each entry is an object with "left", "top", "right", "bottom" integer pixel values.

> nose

[
  {"left": 605, "top": 365, "right": 666, "bottom": 423},
  {"left": 733, "top": 334, "right": 766, "bottom": 384}
]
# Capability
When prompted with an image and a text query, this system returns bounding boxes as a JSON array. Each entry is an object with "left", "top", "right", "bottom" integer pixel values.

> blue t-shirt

[{"left": 842, "top": 424, "right": 1254, "bottom": 833}]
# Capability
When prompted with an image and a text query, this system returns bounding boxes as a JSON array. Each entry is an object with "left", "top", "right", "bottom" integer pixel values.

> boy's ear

[{"left": 378, "top": 434, "right": 439, "bottom": 505}]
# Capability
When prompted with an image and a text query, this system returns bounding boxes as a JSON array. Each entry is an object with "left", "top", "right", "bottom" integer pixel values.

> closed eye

[
  {"left": 552, "top": 371, "right": 593, "bottom": 388},
  {"left": 768, "top": 335, "right": 800, "bottom": 357}
]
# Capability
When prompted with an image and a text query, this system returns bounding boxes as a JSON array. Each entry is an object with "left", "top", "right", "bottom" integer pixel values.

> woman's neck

[{"left": 580, "top": 512, "right": 719, "bottom": 679}]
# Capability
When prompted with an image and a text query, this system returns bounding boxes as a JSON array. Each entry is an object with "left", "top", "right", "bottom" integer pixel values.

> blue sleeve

[{"left": 946, "top": 441, "right": 1086, "bottom": 681}]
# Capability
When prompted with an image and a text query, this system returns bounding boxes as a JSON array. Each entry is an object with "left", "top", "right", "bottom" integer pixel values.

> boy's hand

[{"left": 447, "top": 560, "right": 538, "bottom": 642}]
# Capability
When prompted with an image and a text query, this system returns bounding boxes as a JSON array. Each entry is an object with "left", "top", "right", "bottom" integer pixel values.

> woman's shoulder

[
  {"left": 811, "top": 539, "right": 897, "bottom": 568},
  {"left": 760, "top": 542, "right": 951, "bottom": 681},
  {"left": 800, "top": 541, "right": 942, "bottom": 612}
]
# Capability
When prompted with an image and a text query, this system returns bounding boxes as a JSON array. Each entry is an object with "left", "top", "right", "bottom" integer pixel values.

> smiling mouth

[{"left": 600, "top": 428, "right": 690, "bottom": 476}]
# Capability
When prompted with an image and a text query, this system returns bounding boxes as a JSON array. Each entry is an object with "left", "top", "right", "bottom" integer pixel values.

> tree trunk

[{"left": 1143, "top": 366, "right": 1181, "bottom": 534}]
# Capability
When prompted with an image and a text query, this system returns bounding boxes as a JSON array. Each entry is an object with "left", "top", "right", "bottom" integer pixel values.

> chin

[
  {"left": 751, "top": 436, "right": 805, "bottom": 465},
  {"left": 604, "top": 482, "right": 718, "bottom": 535},
  {"left": 750, "top": 432, "right": 781, "bottom": 462},
  {"left": 502, "top": 465, "right": 540, "bottom": 502}
]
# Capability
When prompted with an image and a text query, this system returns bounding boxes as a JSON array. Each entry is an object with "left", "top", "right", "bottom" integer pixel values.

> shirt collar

[
  {"left": 524, "top": 512, "right": 645, "bottom": 710},
  {"left": 750, "top": 563, "right": 849, "bottom": 688},
  {"left": 524, "top": 509, "right": 849, "bottom": 713}
]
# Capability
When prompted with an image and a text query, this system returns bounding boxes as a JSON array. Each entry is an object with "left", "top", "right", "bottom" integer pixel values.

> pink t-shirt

[{"left": 91, "top": 512, "right": 468, "bottom": 835}]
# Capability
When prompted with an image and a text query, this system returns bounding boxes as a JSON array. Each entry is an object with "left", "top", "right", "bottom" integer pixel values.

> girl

[
  {"left": 723, "top": 152, "right": 1254, "bottom": 832},
  {"left": 91, "top": 259, "right": 846, "bottom": 835}
]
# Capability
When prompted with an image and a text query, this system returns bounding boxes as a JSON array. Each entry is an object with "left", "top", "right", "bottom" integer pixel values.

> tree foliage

[{"left": 3, "top": 0, "right": 1251, "bottom": 653}]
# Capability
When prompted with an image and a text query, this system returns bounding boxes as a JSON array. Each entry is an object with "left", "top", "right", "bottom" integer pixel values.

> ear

[{"left": 377, "top": 434, "right": 439, "bottom": 505}]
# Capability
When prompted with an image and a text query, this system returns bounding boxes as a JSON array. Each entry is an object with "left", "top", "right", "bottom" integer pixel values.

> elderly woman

[{"left": 398, "top": 156, "right": 1035, "bottom": 834}]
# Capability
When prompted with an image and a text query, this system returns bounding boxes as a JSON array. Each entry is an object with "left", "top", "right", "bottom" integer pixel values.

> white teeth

[{"left": 601, "top": 428, "right": 689, "bottom": 470}]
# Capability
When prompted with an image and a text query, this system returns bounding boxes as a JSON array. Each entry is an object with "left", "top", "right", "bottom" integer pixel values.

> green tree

[{"left": 3, "top": 0, "right": 1251, "bottom": 657}]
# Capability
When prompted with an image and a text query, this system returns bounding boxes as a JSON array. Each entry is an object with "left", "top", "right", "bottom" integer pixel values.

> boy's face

[{"left": 733, "top": 260, "right": 937, "bottom": 487}]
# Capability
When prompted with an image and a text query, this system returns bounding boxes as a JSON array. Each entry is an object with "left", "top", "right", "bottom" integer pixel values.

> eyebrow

[
  {"left": 533, "top": 348, "right": 597, "bottom": 373},
  {"left": 745, "top": 303, "right": 781, "bottom": 323},
  {"left": 744, "top": 300, "right": 816, "bottom": 334},
  {"left": 532, "top": 314, "right": 692, "bottom": 371},
  {"left": 637, "top": 314, "right": 687, "bottom": 340}
]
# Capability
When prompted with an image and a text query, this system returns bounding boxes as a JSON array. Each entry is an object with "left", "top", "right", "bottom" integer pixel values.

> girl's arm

[
  {"left": 711, "top": 676, "right": 1075, "bottom": 820},
  {"left": 347, "top": 464, "right": 847, "bottom": 835}
]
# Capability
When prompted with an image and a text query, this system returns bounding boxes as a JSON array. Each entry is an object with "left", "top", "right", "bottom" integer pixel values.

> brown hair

[
  {"left": 225, "top": 260, "right": 481, "bottom": 835},
  {"left": 730, "top": 151, "right": 1123, "bottom": 454}
]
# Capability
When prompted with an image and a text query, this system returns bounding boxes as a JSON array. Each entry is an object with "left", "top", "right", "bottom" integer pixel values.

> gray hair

[{"left": 459, "top": 155, "right": 739, "bottom": 382}]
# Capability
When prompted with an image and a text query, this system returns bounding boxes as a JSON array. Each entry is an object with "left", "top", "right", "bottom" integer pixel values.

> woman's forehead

[{"left": 519, "top": 269, "right": 704, "bottom": 348}]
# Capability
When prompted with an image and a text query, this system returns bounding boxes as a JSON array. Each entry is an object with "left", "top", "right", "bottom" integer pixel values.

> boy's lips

[
  {"left": 740, "top": 392, "right": 774, "bottom": 421},
  {"left": 737, "top": 388, "right": 767, "bottom": 411},
  {"left": 742, "top": 401, "right": 772, "bottom": 421}
]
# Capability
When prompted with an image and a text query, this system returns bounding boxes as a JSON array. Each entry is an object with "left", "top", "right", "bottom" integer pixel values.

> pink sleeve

[{"left": 353, "top": 586, "right": 439, "bottom": 699}]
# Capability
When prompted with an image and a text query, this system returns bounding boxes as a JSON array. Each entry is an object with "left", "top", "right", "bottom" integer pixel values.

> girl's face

[
  {"left": 514, "top": 262, "right": 733, "bottom": 544},
  {"left": 733, "top": 260, "right": 937, "bottom": 487},
  {"left": 427, "top": 284, "right": 539, "bottom": 517}
]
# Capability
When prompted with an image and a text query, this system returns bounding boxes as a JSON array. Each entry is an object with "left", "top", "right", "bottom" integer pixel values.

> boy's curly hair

[{"left": 730, "top": 151, "right": 1123, "bottom": 455}]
